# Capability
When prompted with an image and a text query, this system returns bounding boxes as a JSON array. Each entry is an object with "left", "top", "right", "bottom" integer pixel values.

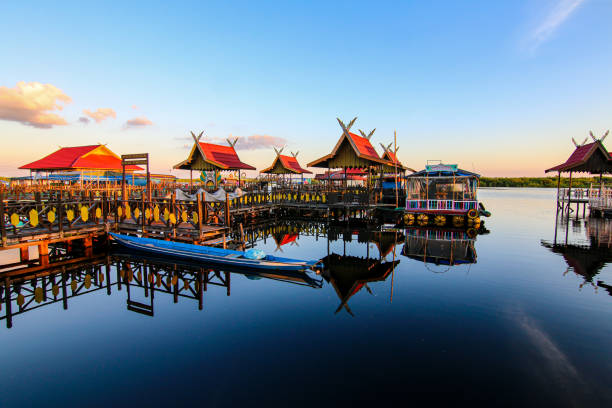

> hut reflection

[
  {"left": 321, "top": 228, "right": 404, "bottom": 315},
  {"left": 542, "top": 217, "right": 612, "bottom": 295}
]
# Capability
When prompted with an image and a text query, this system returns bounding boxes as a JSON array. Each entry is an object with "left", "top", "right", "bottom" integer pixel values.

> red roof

[
  {"left": 20, "top": 145, "right": 142, "bottom": 171},
  {"left": 198, "top": 142, "right": 256, "bottom": 170},
  {"left": 347, "top": 132, "right": 380, "bottom": 159},
  {"left": 278, "top": 233, "right": 298, "bottom": 246},
  {"left": 546, "top": 142, "right": 612, "bottom": 173},
  {"left": 278, "top": 155, "right": 312, "bottom": 174}
]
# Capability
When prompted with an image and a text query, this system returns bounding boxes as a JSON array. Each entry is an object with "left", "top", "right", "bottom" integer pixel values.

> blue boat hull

[{"left": 109, "top": 233, "right": 318, "bottom": 271}]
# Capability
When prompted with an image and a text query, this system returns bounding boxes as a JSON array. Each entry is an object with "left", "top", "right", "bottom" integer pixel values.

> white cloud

[
  {"left": 0, "top": 81, "right": 71, "bottom": 128},
  {"left": 83, "top": 107, "right": 116, "bottom": 123},
  {"left": 529, "top": 0, "right": 586, "bottom": 51}
]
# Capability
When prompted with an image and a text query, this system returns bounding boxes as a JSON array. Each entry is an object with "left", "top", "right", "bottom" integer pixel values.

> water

[{"left": 1, "top": 188, "right": 611, "bottom": 407}]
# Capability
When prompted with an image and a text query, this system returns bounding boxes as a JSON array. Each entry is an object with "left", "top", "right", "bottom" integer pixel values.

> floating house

[
  {"left": 404, "top": 163, "right": 482, "bottom": 228},
  {"left": 19, "top": 144, "right": 143, "bottom": 177},
  {"left": 173, "top": 132, "right": 255, "bottom": 187}
]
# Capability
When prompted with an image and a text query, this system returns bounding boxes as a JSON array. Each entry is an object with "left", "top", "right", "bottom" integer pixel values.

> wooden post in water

[
  {"left": 556, "top": 172, "right": 561, "bottom": 211},
  {"left": 4, "top": 277, "right": 12, "bottom": 328}
]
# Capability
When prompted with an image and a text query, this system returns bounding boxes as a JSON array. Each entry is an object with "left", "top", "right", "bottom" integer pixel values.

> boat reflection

[
  {"left": 0, "top": 250, "right": 322, "bottom": 328},
  {"left": 401, "top": 227, "right": 477, "bottom": 268},
  {"left": 542, "top": 217, "right": 612, "bottom": 295}
]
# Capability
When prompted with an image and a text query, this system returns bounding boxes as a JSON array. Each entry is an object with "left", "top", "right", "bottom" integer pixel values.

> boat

[
  {"left": 109, "top": 233, "right": 320, "bottom": 271},
  {"left": 403, "top": 161, "right": 490, "bottom": 228},
  {"left": 111, "top": 249, "right": 324, "bottom": 288}
]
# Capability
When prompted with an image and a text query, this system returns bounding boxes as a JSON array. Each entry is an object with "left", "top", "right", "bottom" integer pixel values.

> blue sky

[{"left": 1, "top": 0, "right": 610, "bottom": 176}]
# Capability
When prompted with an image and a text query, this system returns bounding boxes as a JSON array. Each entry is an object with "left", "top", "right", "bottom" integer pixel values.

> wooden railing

[{"left": 1, "top": 190, "right": 231, "bottom": 247}]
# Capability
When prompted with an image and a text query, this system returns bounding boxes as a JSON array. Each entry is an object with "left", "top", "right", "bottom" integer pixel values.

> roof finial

[
  {"left": 227, "top": 137, "right": 239, "bottom": 148},
  {"left": 190, "top": 131, "right": 204, "bottom": 143},
  {"left": 291, "top": 151, "right": 299, "bottom": 158}
]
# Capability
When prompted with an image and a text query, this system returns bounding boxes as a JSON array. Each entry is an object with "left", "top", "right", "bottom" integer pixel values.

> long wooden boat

[{"left": 109, "top": 233, "right": 320, "bottom": 271}]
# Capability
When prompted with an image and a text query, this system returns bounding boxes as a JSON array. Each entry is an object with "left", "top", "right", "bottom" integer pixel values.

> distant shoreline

[{"left": 479, "top": 177, "right": 608, "bottom": 188}]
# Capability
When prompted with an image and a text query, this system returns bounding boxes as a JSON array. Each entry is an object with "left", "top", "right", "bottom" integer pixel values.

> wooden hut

[
  {"left": 308, "top": 118, "right": 390, "bottom": 169},
  {"left": 173, "top": 131, "right": 256, "bottom": 187},
  {"left": 545, "top": 132, "right": 612, "bottom": 176},
  {"left": 260, "top": 148, "right": 311, "bottom": 184},
  {"left": 307, "top": 117, "right": 402, "bottom": 191},
  {"left": 545, "top": 131, "right": 612, "bottom": 212}
]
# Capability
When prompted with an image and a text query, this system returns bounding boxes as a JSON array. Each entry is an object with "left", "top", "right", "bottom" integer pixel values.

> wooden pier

[{"left": 1, "top": 185, "right": 396, "bottom": 270}]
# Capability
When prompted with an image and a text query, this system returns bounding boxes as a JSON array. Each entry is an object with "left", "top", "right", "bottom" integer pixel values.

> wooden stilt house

[
  {"left": 260, "top": 148, "right": 312, "bottom": 185},
  {"left": 173, "top": 131, "right": 256, "bottom": 188}
]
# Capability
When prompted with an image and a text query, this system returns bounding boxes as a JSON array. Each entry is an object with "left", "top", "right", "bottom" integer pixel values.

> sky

[{"left": 1, "top": 0, "right": 611, "bottom": 177}]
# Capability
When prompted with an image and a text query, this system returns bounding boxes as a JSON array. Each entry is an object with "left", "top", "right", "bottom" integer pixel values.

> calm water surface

[{"left": 1, "top": 188, "right": 611, "bottom": 407}]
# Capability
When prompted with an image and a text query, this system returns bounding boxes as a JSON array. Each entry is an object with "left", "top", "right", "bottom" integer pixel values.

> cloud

[
  {"left": 235, "top": 134, "right": 287, "bottom": 150},
  {"left": 125, "top": 116, "right": 153, "bottom": 128},
  {"left": 83, "top": 107, "right": 116, "bottom": 123},
  {"left": 0, "top": 81, "right": 71, "bottom": 128},
  {"left": 529, "top": 0, "right": 586, "bottom": 51},
  {"left": 78, "top": 117, "right": 90, "bottom": 124}
]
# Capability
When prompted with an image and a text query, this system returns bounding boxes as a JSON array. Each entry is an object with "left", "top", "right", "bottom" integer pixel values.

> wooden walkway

[{"left": 1, "top": 187, "right": 392, "bottom": 269}]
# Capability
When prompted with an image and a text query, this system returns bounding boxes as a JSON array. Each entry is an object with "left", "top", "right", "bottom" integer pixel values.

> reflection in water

[
  {"left": 542, "top": 216, "right": 612, "bottom": 295},
  {"left": 0, "top": 251, "right": 323, "bottom": 328},
  {"left": 0, "top": 221, "right": 413, "bottom": 327},
  {"left": 401, "top": 228, "right": 477, "bottom": 268},
  {"left": 320, "top": 229, "right": 405, "bottom": 315}
]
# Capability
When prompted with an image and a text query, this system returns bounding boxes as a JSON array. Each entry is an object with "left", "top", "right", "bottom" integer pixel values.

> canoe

[
  {"left": 109, "top": 233, "right": 320, "bottom": 271},
  {"left": 110, "top": 250, "right": 324, "bottom": 288}
]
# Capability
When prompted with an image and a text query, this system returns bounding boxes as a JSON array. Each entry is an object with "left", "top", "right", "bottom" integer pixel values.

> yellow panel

[{"left": 29, "top": 209, "right": 39, "bottom": 227}]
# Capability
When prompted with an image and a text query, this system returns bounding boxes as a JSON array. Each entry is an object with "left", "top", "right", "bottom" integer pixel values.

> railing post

[
  {"left": 0, "top": 190, "right": 6, "bottom": 246},
  {"left": 57, "top": 190, "right": 63, "bottom": 237},
  {"left": 197, "top": 192, "right": 203, "bottom": 238},
  {"left": 141, "top": 190, "right": 146, "bottom": 233},
  {"left": 225, "top": 192, "right": 230, "bottom": 227}
]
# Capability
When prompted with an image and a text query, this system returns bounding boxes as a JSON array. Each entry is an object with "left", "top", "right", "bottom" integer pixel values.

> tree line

[{"left": 479, "top": 177, "right": 609, "bottom": 188}]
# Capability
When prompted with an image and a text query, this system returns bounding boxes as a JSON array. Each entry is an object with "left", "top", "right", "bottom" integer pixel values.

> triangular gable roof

[
  {"left": 546, "top": 141, "right": 612, "bottom": 173},
  {"left": 174, "top": 141, "right": 256, "bottom": 171},
  {"left": 380, "top": 150, "right": 414, "bottom": 172},
  {"left": 261, "top": 154, "right": 312, "bottom": 174},
  {"left": 20, "top": 145, "right": 143, "bottom": 171},
  {"left": 308, "top": 131, "right": 390, "bottom": 168},
  {"left": 321, "top": 254, "right": 399, "bottom": 315}
]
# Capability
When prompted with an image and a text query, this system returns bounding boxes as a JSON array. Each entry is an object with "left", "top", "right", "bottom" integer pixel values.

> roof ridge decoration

[{"left": 227, "top": 137, "right": 238, "bottom": 148}]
